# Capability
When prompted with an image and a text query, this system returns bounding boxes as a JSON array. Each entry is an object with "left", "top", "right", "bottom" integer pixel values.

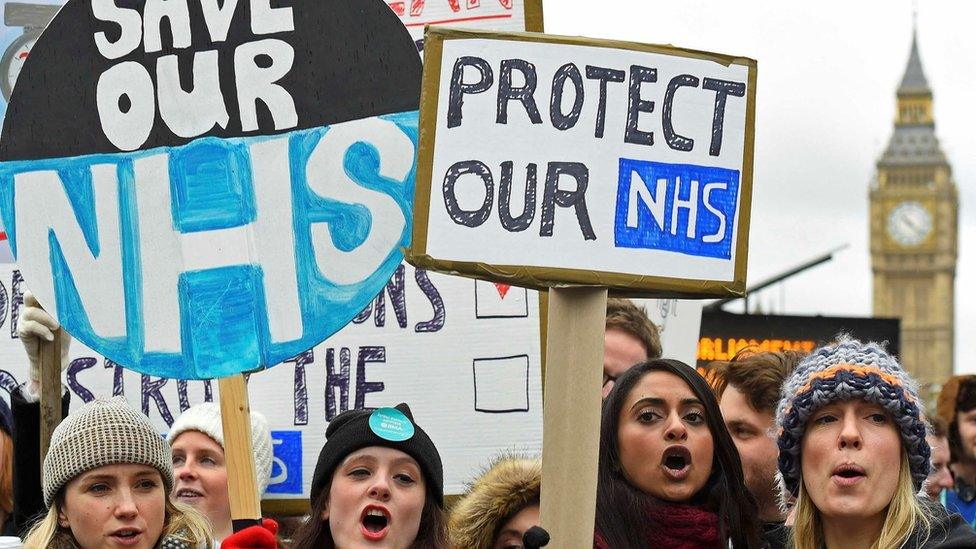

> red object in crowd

[{"left": 221, "top": 518, "right": 279, "bottom": 549}]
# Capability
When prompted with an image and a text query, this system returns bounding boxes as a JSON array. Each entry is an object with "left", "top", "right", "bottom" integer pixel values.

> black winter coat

[
  {"left": 907, "top": 502, "right": 976, "bottom": 549},
  {"left": 10, "top": 385, "right": 70, "bottom": 537}
]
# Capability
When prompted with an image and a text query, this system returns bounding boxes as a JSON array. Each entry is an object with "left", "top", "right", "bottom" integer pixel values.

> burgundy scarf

[
  {"left": 646, "top": 501, "right": 722, "bottom": 548},
  {"left": 594, "top": 501, "right": 722, "bottom": 549}
]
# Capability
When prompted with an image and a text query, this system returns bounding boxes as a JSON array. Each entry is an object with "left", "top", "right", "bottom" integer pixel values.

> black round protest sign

[{"left": 0, "top": 0, "right": 422, "bottom": 161}]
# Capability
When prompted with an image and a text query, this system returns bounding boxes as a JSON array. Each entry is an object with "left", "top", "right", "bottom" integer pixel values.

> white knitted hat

[
  {"left": 43, "top": 396, "right": 173, "bottom": 507},
  {"left": 167, "top": 402, "right": 274, "bottom": 494}
]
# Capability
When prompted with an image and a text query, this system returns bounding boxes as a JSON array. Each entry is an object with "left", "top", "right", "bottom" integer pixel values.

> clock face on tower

[{"left": 887, "top": 201, "right": 932, "bottom": 248}]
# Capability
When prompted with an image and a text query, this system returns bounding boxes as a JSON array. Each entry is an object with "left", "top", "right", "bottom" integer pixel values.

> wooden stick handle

[
  {"left": 538, "top": 287, "right": 607, "bottom": 548},
  {"left": 218, "top": 374, "right": 262, "bottom": 530},
  {"left": 39, "top": 329, "right": 63, "bottom": 460}
]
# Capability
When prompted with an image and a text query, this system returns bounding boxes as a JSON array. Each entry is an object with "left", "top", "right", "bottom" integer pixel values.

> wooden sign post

[
  {"left": 38, "top": 330, "right": 63, "bottom": 460},
  {"left": 0, "top": 0, "right": 424, "bottom": 529},
  {"left": 218, "top": 375, "right": 262, "bottom": 529},
  {"left": 409, "top": 27, "right": 756, "bottom": 545},
  {"left": 539, "top": 287, "right": 606, "bottom": 545}
]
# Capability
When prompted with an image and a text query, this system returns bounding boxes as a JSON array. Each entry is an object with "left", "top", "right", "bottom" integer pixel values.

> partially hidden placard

[
  {"left": 409, "top": 28, "right": 757, "bottom": 297},
  {"left": 394, "top": 0, "right": 544, "bottom": 44},
  {"left": 0, "top": 0, "right": 423, "bottom": 379}
]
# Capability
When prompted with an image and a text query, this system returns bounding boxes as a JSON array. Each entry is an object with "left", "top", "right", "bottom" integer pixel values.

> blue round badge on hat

[{"left": 369, "top": 408, "right": 415, "bottom": 442}]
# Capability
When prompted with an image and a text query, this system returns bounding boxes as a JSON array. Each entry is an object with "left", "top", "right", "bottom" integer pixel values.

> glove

[
  {"left": 221, "top": 518, "right": 278, "bottom": 549},
  {"left": 18, "top": 290, "right": 71, "bottom": 383}
]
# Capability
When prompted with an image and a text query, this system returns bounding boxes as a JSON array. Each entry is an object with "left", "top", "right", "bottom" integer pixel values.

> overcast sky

[{"left": 545, "top": 0, "right": 976, "bottom": 373}]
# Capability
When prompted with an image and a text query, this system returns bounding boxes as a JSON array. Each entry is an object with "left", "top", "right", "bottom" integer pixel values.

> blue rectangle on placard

[
  {"left": 266, "top": 430, "right": 302, "bottom": 494},
  {"left": 169, "top": 140, "right": 256, "bottom": 233},
  {"left": 614, "top": 159, "right": 739, "bottom": 259}
]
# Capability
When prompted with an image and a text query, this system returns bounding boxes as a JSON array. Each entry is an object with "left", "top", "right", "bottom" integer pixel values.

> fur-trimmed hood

[{"left": 449, "top": 456, "right": 542, "bottom": 549}]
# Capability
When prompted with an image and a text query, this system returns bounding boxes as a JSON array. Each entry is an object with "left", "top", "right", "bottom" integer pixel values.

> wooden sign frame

[{"left": 409, "top": 27, "right": 758, "bottom": 298}]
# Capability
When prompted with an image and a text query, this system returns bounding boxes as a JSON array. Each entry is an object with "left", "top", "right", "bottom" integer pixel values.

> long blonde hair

[
  {"left": 24, "top": 497, "right": 213, "bottom": 549},
  {"left": 790, "top": 450, "right": 930, "bottom": 549}
]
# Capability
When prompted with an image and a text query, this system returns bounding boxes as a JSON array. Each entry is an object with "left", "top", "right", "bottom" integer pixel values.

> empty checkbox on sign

[{"left": 473, "top": 354, "right": 530, "bottom": 413}]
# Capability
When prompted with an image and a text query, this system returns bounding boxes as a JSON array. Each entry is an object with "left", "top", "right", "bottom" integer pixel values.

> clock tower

[{"left": 870, "top": 29, "right": 957, "bottom": 401}]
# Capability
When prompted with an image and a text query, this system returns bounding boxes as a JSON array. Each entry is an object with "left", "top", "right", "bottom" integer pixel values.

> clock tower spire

[{"left": 869, "top": 24, "right": 957, "bottom": 402}]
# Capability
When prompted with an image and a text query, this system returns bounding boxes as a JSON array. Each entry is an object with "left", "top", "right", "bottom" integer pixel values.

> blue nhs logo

[
  {"left": 614, "top": 159, "right": 739, "bottom": 260},
  {"left": 266, "top": 431, "right": 302, "bottom": 495}
]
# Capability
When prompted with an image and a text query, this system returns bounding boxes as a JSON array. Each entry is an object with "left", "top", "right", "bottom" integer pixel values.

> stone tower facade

[{"left": 869, "top": 30, "right": 957, "bottom": 401}]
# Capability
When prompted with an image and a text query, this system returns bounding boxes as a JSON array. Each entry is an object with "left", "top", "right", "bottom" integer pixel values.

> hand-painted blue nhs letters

[
  {"left": 614, "top": 159, "right": 738, "bottom": 260},
  {"left": 4, "top": 164, "right": 127, "bottom": 339},
  {"left": 0, "top": 112, "right": 418, "bottom": 379}
]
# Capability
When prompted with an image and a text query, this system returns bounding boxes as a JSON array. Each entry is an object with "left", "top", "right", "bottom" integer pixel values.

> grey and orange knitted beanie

[{"left": 775, "top": 337, "right": 930, "bottom": 498}]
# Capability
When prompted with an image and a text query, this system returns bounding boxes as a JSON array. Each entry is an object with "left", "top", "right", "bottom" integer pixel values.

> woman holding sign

[
  {"left": 595, "top": 359, "right": 761, "bottom": 548},
  {"left": 776, "top": 338, "right": 976, "bottom": 549},
  {"left": 289, "top": 403, "right": 448, "bottom": 549}
]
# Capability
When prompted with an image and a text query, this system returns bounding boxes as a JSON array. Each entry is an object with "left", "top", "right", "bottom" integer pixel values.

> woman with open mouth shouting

[
  {"left": 289, "top": 403, "right": 449, "bottom": 549},
  {"left": 776, "top": 337, "right": 976, "bottom": 549},
  {"left": 595, "top": 358, "right": 761, "bottom": 548},
  {"left": 21, "top": 396, "right": 213, "bottom": 549}
]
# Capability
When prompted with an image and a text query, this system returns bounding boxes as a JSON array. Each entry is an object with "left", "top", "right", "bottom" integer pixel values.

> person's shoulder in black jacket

[
  {"left": 909, "top": 498, "right": 976, "bottom": 548},
  {"left": 761, "top": 521, "right": 789, "bottom": 549},
  {"left": 10, "top": 382, "right": 69, "bottom": 537}
]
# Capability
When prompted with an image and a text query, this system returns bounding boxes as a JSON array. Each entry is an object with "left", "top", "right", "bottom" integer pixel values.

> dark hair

[
  {"left": 595, "top": 359, "right": 761, "bottom": 548},
  {"left": 711, "top": 350, "right": 806, "bottom": 413},
  {"left": 929, "top": 416, "right": 949, "bottom": 439},
  {"left": 289, "top": 475, "right": 448, "bottom": 549},
  {"left": 937, "top": 375, "right": 976, "bottom": 462},
  {"left": 605, "top": 298, "right": 662, "bottom": 359}
]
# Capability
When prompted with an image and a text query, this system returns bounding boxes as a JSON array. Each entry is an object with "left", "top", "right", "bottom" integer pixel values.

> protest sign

[
  {"left": 0, "top": 0, "right": 423, "bottom": 380},
  {"left": 408, "top": 28, "right": 757, "bottom": 547},
  {"left": 392, "top": 0, "right": 543, "bottom": 46},
  {"left": 410, "top": 28, "right": 757, "bottom": 297},
  {"left": 0, "top": 262, "right": 544, "bottom": 505}
]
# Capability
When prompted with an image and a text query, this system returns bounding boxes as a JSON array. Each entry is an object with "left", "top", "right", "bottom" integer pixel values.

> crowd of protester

[{"left": 3, "top": 295, "right": 976, "bottom": 548}]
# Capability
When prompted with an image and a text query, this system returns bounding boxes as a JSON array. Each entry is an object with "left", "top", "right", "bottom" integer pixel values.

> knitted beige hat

[
  {"left": 167, "top": 402, "right": 274, "bottom": 494},
  {"left": 43, "top": 396, "right": 173, "bottom": 506}
]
